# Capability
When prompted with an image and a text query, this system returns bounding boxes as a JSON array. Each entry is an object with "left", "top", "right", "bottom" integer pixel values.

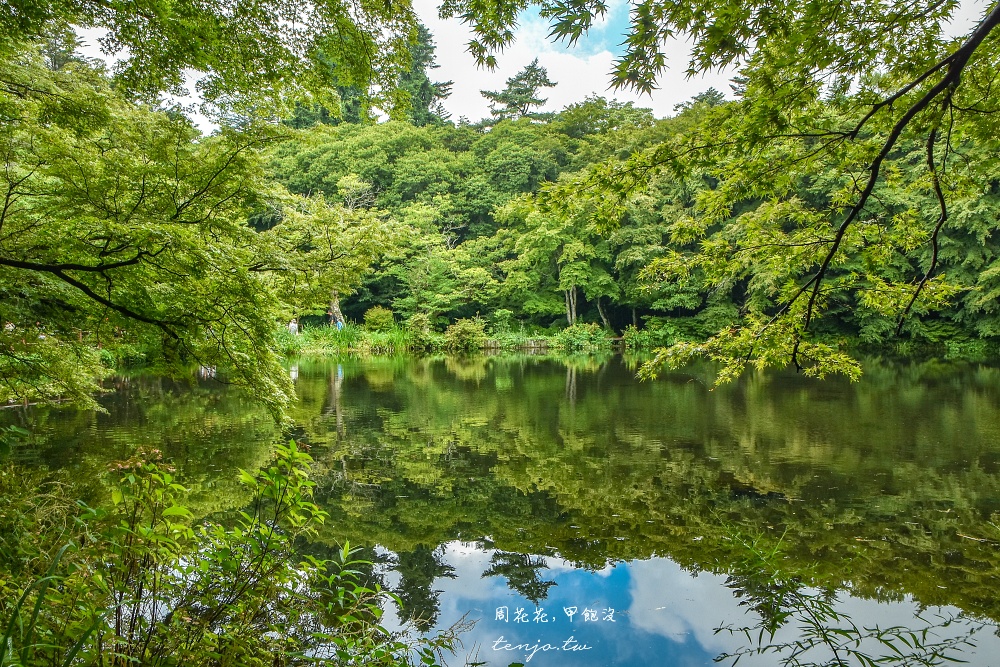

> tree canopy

[
  {"left": 0, "top": 44, "right": 395, "bottom": 414},
  {"left": 481, "top": 57, "right": 557, "bottom": 122},
  {"left": 3, "top": 0, "right": 418, "bottom": 116},
  {"left": 442, "top": 0, "right": 1000, "bottom": 380}
]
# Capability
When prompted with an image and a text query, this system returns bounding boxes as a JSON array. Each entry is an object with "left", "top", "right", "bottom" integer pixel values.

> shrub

[
  {"left": 298, "top": 323, "right": 362, "bottom": 355},
  {"left": 552, "top": 322, "right": 612, "bottom": 352},
  {"left": 488, "top": 309, "right": 515, "bottom": 335},
  {"left": 0, "top": 445, "right": 459, "bottom": 666},
  {"left": 623, "top": 320, "right": 682, "bottom": 350},
  {"left": 622, "top": 325, "right": 649, "bottom": 350},
  {"left": 444, "top": 318, "right": 488, "bottom": 352},
  {"left": 363, "top": 306, "right": 395, "bottom": 332},
  {"left": 408, "top": 314, "right": 445, "bottom": 352},
  {"left": 357, "top": 327, "right": 410, "bottom": 355}
]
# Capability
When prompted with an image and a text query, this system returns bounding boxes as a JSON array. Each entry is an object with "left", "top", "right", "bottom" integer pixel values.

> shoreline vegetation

[
  {"left": 272, "top": 308, "right": 1000, "bottom": 364},
  {"left": 0, "top": 443, "right": 464, "bottom": 667}
]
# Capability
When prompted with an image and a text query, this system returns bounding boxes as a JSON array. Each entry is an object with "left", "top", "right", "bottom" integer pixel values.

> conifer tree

[{"left": 481, "top": 58, "right": 556, "bottom": 122}]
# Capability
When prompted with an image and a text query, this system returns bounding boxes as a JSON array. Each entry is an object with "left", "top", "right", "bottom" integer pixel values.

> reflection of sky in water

[{"left": 380, "top": 542, "right": 1000, "bottom": 667}]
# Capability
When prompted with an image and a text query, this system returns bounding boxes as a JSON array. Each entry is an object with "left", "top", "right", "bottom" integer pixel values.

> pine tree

[
  {"left": 480, "top": 58, "right": 556, "bottom": 122},
  {"left": 399, "top": 24, "right": 453, "bottom": 126}
]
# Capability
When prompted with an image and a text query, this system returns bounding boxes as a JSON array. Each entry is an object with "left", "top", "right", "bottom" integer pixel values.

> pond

[{"left": 5, "top": 355, "right": 1000, "bottom": 666}]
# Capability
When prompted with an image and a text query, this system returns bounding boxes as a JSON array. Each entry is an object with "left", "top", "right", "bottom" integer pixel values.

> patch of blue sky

[{"left": 517, "top": 0, "right": 633, "bottom": 58}]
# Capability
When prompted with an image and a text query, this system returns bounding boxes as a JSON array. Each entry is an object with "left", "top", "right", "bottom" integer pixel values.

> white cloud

[
  {"left": 413, "top": 0, "right": 734, "bottom": 122},
  {"left": 74, "top": 0, "right": 992, "bottom": 128}
]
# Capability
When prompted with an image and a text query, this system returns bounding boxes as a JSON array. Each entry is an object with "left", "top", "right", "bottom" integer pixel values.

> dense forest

[
  {"left": 4, "top": 2, "right": 1000, "bottom": 413},
  {"left": 269, "top": 75, "right": 1000, "bottom": 355}
]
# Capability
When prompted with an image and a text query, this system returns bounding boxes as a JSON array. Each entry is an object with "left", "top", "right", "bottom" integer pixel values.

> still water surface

[{"left": 6, "top": 355, "right": 1000, "bottom": 666}]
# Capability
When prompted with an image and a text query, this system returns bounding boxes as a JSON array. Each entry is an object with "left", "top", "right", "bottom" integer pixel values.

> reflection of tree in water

[
  {"left": 717, "top": 531, "right": 983, "bottom": 667},
  {"left": 393, "top": 545, "right": 456, "bottom": 631},
  {"left": 483, "top": 551, "right": 557, "bottom": 604}
]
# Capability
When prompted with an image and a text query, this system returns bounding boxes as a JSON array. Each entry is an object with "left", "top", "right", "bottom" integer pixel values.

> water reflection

[
  {"left": 5, "top": 355, "right": 1000, "bottom": 665},
  {"left": 378, "top": 541, "right": 996, "bottom": 667}
]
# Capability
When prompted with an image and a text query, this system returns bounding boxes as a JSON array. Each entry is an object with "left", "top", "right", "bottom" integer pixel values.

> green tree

[
  {"left": 399, "top": 24, "right": 454, "bottom": 126},
  {"left": 447, "top": 0, "right": 1000, "bottom": 380},
  {"left": 256, "top": 175, "right": 403, "bottom": 321},
  {"left": 5, "top": 0, "right": 415, "bottom": 117},
  {"left": 0, "top": 45, "right": 420, "bottom": 415},
  {"left": 0, "top": 51, "right": 292, "bottom": 412},
  {"left": 481, "top": 58, "right": 557, "bottom": 122},
  {"left": 554, "top": 95, "right": 655, "bottom": 140},
  {"left": 498, "top": 196, "right": 617, "bottom": 327}
]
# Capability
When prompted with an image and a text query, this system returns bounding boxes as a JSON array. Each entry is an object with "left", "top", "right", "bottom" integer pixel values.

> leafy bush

[
  {"left": 623, "top": 320, "right": 682, "bottom": 350},
  {"left": 444, "top": 318, "right": 488, "bottom": 352},
  {"left": 357, "top": 327, "right": 411, "bottom": 355},
  {"left": 363, "top": 306, "right": 396, "bottom": 332},
  {"left": 488, "top": 309, "right": 515, "bottom": 335},
  {"left": 622, "top": 325, "right": 651, "bottom": 350},
  {"left": 407, "top": 314, "right": 445, "bottom": 352},
  {"left": 298, "top": 323, "right": 362, "bottom": 355},
  {"left": 552, "top": 322, "right": 612, "bottom": 352},
  {"left": 0, "top": 445, "right": 459, "bottom": 666}
]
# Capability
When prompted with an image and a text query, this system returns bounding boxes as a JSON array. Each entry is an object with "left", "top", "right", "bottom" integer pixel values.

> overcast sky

[
  {"left": 411, "top": 0, "right": 989, "bottom": 122},
  {"left": 412, "top": 0, "right": 734, "bottom": 122},
  {"left": 78, "top": 0, "right": 991, "bottom": 127}
]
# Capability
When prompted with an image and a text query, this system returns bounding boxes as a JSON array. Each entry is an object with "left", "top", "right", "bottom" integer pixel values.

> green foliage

[
  {"left": 296, "top": 324, "right": 365, "bottom": 356},
  {"left": 0, "top": 38, "right": 418, "bottom": 419},
  {"left": 364, "top": 306, "right": 397, "bottom": 332},
  {"left": 398, "top": 24, "right": 453, "bottom": 127},
  {"left": 275, "top": 326, "right": 306, "bottom": 356},
  {"left": 622, "top": 325, "right": 661, "bottom": 351},
  {"left": 555, "top": 96, "right": 655, "bottom": 139},
  {"left": 270, "top": 83, "right": 1000, "bottom": 371},
  {"left": 357, "top": 327, "right": 413, "bottom": 355},
  {"left": 407, "top": 314, "right": 446, "bottom": 352},
  {"left": 0, "top": 48, "right": 292, "bottom": 412},
  {"left": 0, "top": 443, "right": 459, "bottom": 666},
  {"left": 488, "top": 309, "right": 516, "bottom": 335},
  {"left": 551, "top": 322, "right": 612, "bottom": 352},
  {"left": 715, "top": 529, "right": 979, "bottom": 667},
  {"left": 444, "top": 318, "right": 488, "bottom": 352},
  {"left": 3, "top": 0, "right": 416, "bottom": 118},
  {"left": 434, "top": 0, "right": 1000, "bottom": 382},
  {"left": 261, "top": 181, "right": 404, "bottom": 322},
  {"left": 480, "top": 58, "right": 557, "bottom": 122}
]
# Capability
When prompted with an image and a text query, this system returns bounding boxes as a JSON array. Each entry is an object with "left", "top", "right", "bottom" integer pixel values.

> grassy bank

[
  {"left": 276, "top": 319, "right": 619, "bottom": 356},
  {"left": 278, "top": 317, "right": 1000, "bottom": 366}
]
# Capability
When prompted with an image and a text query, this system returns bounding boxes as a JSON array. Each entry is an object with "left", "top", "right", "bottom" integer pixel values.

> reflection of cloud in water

[
  {"left": 626, "top": 558, "right": 748, "bottom": 657},
  {"left": 439, "top": 542, "right": 507, "bottom": 604},
  {"left": 627, "top": 557, "right": 999, "bottom": 667},
  {"left": 432, "top": 542, "right": 716, "bottom": 666},
  {"left": 379, "top": 542, "right": 999, "bottom": 667}
]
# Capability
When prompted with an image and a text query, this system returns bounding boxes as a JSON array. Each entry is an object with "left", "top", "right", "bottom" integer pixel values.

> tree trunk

[
  {"left": 632, "top": 308, "right": 638, "bottom": 328},
  {"left": 596, "top": 296, "right": 612, "bottom": 331},
  {"left": 329, "top": 291, "right": 345, "bottom": 327}
]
